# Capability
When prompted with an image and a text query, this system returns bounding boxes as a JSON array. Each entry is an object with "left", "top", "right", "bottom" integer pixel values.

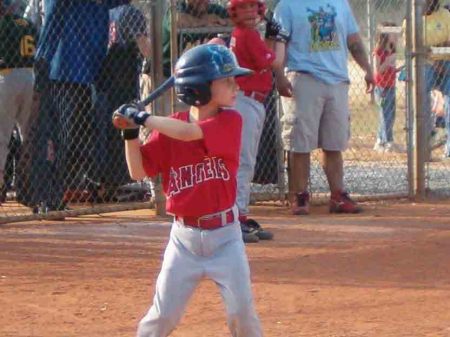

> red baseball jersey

[
  {"left": 230, "top": 27, "right": 275, "bottom": 94},
  {"left": 140, "top": 110, "right": 242, "bottom": 217},
  {"left": 374, "top": 47, "right": 396, "bottom": 88}
]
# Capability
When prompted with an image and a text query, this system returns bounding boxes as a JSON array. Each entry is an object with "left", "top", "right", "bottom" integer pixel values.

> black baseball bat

[
  {"left": 140, "top": 75, "right": 175, "bottom": 106},
  {"left": 112, "top": 76, "right": 175, "bottom": 129}
]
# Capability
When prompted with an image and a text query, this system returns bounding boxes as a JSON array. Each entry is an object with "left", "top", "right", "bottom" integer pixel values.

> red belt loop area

[
  {"left": 175, "top": 208, "right": 236, "bottom": 230},
  {"left": 243, "top": 90, "right": 267, "bottom": 104}
]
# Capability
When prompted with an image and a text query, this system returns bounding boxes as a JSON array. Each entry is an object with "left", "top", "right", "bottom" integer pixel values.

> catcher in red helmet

[{"left": 210, "top": 0, "right": 286, "bottom": 243}]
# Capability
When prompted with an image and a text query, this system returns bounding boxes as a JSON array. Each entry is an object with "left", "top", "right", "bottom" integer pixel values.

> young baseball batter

[
  {"left": 113, "top": 44, "right": 263, "bottom": 337},
  {"left": 227, "top": 0, "right": 285, "bottom": 242}
]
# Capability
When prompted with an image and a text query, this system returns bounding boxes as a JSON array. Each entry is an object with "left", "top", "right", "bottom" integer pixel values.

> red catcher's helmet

[{"left": 227, "top": 0, "right": 266, "bottom": 25}]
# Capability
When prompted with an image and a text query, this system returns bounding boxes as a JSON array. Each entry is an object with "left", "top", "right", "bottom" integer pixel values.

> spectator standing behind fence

[
  {"left": 402, "top": 0, "right": 450, "bottom": 161},
  {"left": 15, "top": 0, "right": 53, "bottom": 211},
  {"left": 31, "top": 0, "right": 130, "bottom": 212},
  {"left": 93, "top": 3, "right": 151, "bottom": 201},
  {"left": 273, "top": 0, "right": 375, "bottom": 215},
  {"left": 0, "top": 0, "right": 36, "bottom": 205},
  {"left": 423, "top": 0, "right": 450, "bottom": 158},
  {"left": 223, "top": 0, "right": 283, "bottom": 243},
  {"left": 373, "top": 23, "right": 404, "bottom": 153},
  {"left": 162, "top": 0, "right": 230, "bottom": 112}
]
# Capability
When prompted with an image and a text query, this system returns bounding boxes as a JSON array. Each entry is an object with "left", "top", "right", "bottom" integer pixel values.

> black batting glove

[
  {"left": 265, "top": 19, "right": 281, "bottom": 40},
  {"left": 112, "top": 101, "right": 149, "bottom": 129}
]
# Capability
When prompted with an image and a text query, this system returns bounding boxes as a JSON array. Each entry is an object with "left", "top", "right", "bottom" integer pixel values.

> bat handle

[{"left": 139, "top": 76, "right": 175, "bottom": 107}]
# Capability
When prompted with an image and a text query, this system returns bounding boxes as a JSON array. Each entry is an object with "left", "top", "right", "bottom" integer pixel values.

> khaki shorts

[{"left": 280, "top": 72, "right": 350, "bottom": 153}]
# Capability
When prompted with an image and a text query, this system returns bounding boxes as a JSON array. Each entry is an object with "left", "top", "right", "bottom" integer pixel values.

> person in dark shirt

[
  {"left": 92, "top": 3, "right": 151, "bottom": 201},
  {"left": 21, "top": 0, "right": 130, "bottom": 213}
]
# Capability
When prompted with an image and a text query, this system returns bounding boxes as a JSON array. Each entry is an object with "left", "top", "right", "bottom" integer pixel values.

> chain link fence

[
  {"left": 421, "top": 0, "right": 450, "bottom": 196},
  {"left": 338, "top": 0, "right": 410, "bottom": 199},
  {"left": 1, "top": 0, "right": 155, "bottom": 223},
  {"left": 1, "top": 0, "right": 450, "bottom": 223}
]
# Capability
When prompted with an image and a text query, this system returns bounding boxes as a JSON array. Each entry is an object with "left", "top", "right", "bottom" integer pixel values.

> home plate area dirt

[{"left": 1, "top": 201, "right": 450, "bottom": 337}]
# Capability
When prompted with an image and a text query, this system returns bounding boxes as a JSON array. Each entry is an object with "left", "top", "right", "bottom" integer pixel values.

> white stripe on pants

[
  {"left": 234, "top": 91, "right": 266, "bottom": 216},
  {"left": 137, "top": 212, "right": 263, "bottom": 337}
]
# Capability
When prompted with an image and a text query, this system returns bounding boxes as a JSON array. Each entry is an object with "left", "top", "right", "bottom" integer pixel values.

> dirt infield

[{"left": 1, "top": 201, "right": 450, "bottom": 337}]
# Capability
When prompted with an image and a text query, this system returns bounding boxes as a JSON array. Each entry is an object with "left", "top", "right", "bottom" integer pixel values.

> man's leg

[
  {"left": 56, "top": 83, "right": 93, "bottom": 205},
  {"left": 281, "top": 73, "right": 324, "bottom": 215},
  {"left": 320, "top": 82, "right": 361, "bottom": 213},
  {"left": 288, "top": 151, "right": 310, "bottom": 204},
  {"left": 322, "top": 150, "right": 344, "bottom": 193}
]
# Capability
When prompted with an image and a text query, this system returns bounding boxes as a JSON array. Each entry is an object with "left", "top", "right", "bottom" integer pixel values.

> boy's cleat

[
  {"left": 244, "top": 218, "right": 274, "bottom": 240},
  {"left": 240, "top": 222, "right": 260, "bottom": 243}
]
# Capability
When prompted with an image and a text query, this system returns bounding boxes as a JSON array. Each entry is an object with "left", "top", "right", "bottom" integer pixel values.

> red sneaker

[
  {"left": 329, "top": 190, "right": 362, "bottom": 214},
  {"left": 292, "top": 191, "right": 310, "bottom": 215}
]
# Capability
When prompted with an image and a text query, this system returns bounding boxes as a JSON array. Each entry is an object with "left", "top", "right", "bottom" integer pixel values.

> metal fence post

[
  {"left": 405, "top": 0, "right": 415, "bottom": 198},
  {"left": 412, "top": 0, "right": 427, "bottom": 199},
  {"left": 150, "top": 0, "right": 167, "bottom": 215},
  {"left": 367, "top": 0, "right": 375, "bottom": 103}
]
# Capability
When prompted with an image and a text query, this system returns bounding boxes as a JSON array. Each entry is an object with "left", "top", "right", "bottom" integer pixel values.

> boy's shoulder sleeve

[{"left": 273, "top": 0, "right": 292, "bottom": 37}]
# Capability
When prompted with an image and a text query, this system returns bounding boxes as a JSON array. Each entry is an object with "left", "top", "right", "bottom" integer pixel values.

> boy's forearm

[
  {"left": 125, "top": 139, "right": 147, "bottom": 181},
  {"left": 144, "top": 116, "right": 203, "bottom": 141}
]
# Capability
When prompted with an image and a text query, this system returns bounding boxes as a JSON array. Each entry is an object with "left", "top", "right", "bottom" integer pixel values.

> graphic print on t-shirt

[{"left": 307, "top": 4, "right": 339, "bottom": 52}]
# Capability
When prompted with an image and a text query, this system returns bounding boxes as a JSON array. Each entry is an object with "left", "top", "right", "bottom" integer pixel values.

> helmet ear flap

[{"left": 175, "top": 83, "right": 212, "bottom": 106}]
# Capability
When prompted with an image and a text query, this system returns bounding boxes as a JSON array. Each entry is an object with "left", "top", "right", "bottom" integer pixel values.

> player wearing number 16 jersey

[{"left": 0, "top": 0, "right": 37, "bottom": 200}]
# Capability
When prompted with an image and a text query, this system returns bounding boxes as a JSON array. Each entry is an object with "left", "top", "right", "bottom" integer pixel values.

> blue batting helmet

[{"left": 174, "top": 44, "right": 253, "bottom": 106}]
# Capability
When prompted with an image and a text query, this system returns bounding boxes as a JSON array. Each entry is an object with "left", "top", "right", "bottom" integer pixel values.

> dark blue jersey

[{"left": 36, "top": 0, "right": 129, "bottom": 84}]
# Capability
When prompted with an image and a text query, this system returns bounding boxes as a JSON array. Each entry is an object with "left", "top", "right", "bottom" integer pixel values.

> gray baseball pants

[
  {"left": 234, "top": 91, "right": 266, "bottom": 216},
  {"left": 137, "top": 207, "right": 263, "bottom": 337}
]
